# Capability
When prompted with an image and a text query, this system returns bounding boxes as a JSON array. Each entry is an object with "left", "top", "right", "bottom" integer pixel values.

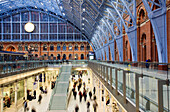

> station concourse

[{"left": 0, "top": 0, "right": 169, "bottom": 112}]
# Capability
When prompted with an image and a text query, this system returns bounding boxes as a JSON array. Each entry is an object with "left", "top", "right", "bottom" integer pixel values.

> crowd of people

[{"left": 71, "top": 71, "right": 98, "bottom": 112}]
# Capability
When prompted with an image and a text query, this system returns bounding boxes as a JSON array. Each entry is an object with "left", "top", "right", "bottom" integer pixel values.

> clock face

[{"left": 24, "top": 22, "right": 35, "bottom": 32}]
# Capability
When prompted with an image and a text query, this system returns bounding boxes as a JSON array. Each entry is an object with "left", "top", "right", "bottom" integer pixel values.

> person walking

[
  {"left": 75, "top": 104, "right": 79, "bottom": 112},
  {"left": 79, "top": 91, "right": 83, "bottom": 102},
  {"left": 93, "top": 100, "right": 98, "bottom": 112},
  {"left": 31, "top": 107, "right": 36, "bottom": 112},
  {"left": 38, "top": 94, "right": 42, "bottom": 104},
  {"left": 89, "top": 91, "right": 92, "bottom": 99},
  {"left": 33, "top": 90, "right": 36, "bottom": 99},
  {"left": 87, "top": 101, "right": 90, "bottom": 112},
  {"left": 83, "top": 90, "right": 87, "bottom": 101},
  {"left": 23, "top": 98, "right": 27, "bottom": 112},
  {"left": 93, "top": 87, "right": 96, "bottom": 94},
  {"left": 73, "top": 90, "right": 77, "bottom": 100}
]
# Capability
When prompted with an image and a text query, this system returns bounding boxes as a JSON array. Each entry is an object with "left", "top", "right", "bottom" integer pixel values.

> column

[
  {"left": 1, "top": 87, "right": 3, "bottom": 112},
  {"left": 110, "top": 67, "right": 113, "bottom": 89},
  {"left": 106, "top": 66, "right": 108, "bottom": 84},
  {"left": 158, "top": 80, "right": 166, "bottom": 112},
  {"left": 123, "top": 70, "right": 126, "bottom": 104},
  {"left": 103, "top": 88, "right": 105, "bottom": 112},
  {"left": 135, "top": 74, "right": 141, "bottom": 112},
  {"left": 99, "top": 82, "right": 101, "bottom": 107},
  {"left": 45, "top": 72, "right": 48, "bottom": 86},
  {"left": 50, "top": 73, "right": 52, "bottom": 88},
  {"left": 42, "top": 72, "right": 44, "bottom": 86},
  {"left": 15, "top": 82, "right": 18, "bottom": 107},
  {"left": 115, "top": 69, "right": 118, "bottom": 95},
  {"left": 24, "top": 79, "right": 27, "bottom": 100},
  {"left": 37, "top": 74, "right": 40, "bottom": 91}
]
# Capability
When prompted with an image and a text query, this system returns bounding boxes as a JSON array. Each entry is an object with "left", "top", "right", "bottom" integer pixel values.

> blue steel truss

[{"left": 142, "top": 0, "right": 167, "bottom": 63}]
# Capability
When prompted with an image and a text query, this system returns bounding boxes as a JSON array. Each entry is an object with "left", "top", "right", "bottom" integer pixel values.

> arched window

[
  {"left": 69, "top": 54, "right": 72, "bottom": 60},
  {"left": 68, "top": 44, "right": 72, "bottom": 51},
  {"left": 25, "top": 44, "right": 28, "bottom": 51},
  {"left": 63, "top": 54, "right": 66, "bottom": 60},
  {"left": 139, "top": 9, "right": 145, "bottom": 20},
  {"left": 18, "top": 44, "right": 23, "bottom": 51},
  {"left": 35, "top": 54, "right": 38, "bottom": 57},
  {"left": 86, "top": 44, "right": 90, "bottom": 50},
  {"left": 57, "top": 54, "right": 60, "bottom": 60},
  {"left": 35, "top": 44, "right": 38, "bottom": 52},
  {"left": 43, "top": 44, "right": 47, "bottom": 51},
  {"left": 0, "top": 44, "right": 3, "bottom": 51},
  {"left": 44, "top": 54, "right": 47, "bottom": 56},
  {"left": 75, "top": 54, "right": 78, "bottom": 60},
  {"left": 63, "top": 44, "right": 66, "bottom": 51},
  {"left": 81, "top": 54, "right": 84, "bottom": 60},
  {"left": 50, "top": 44, "right": 54, "bottom": 51},
  {"left": 57, "top": 44, "right": 61, "bottom": 51},
  {"left": 80, "top": 44, "right": 84, "bottom": 51},
  {"left": 51, "top": 54, "right": 54, "bottom": 57},
  {"left": 75, "top": 44, "right": 78, "bottom": 51}
]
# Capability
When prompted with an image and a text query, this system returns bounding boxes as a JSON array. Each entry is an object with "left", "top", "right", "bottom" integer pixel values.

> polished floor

[{"left": 3, "top": 69, "right": 111, "bottom": 112}]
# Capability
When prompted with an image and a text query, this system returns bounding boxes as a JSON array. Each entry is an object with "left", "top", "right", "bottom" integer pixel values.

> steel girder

[
  {"left": 108, "top": 0, "right": 137, "bottom": 61},
  {"left": 142, "top": 0, "right": 167, "bottom": 63}
]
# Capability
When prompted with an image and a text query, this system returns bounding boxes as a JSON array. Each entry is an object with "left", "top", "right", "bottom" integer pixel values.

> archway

[
  {"left": 57, "top": 54, "right": 60, "bottom": 60},
  {"left": 81, "top": 54, "right": 84, "bottom": 60},
  {"left": 63, "top": 54, "right": 66, "bottom": 60},
  {"left": 69, "top": 54, "right": 72, "bottom": 60},
  {"left": 75, "top": 54, "right": 78, "bottom": 60},
  {"left": 6, "top": 46, "right": 16, "bottom": 52}
]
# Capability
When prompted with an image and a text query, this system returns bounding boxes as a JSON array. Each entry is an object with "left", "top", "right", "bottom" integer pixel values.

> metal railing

[
  {"left": 88, "top": 60, "right": 170, "bottom": 112},
  {"left": 0, "top": 60, "right": 88, "bottom": 78}
]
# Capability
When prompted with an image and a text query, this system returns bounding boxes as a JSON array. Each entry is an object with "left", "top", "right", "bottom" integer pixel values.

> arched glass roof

[{"left": 0, "top": 0, "right": 136, "bottom": 42}]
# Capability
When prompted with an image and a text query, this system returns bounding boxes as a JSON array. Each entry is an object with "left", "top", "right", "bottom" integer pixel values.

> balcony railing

[
  {"left": 0, "top": 60, "right": 88, "bottom": 78},
  {"left": 88, "top": 60, "right": 170, "bottom": 112}
]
